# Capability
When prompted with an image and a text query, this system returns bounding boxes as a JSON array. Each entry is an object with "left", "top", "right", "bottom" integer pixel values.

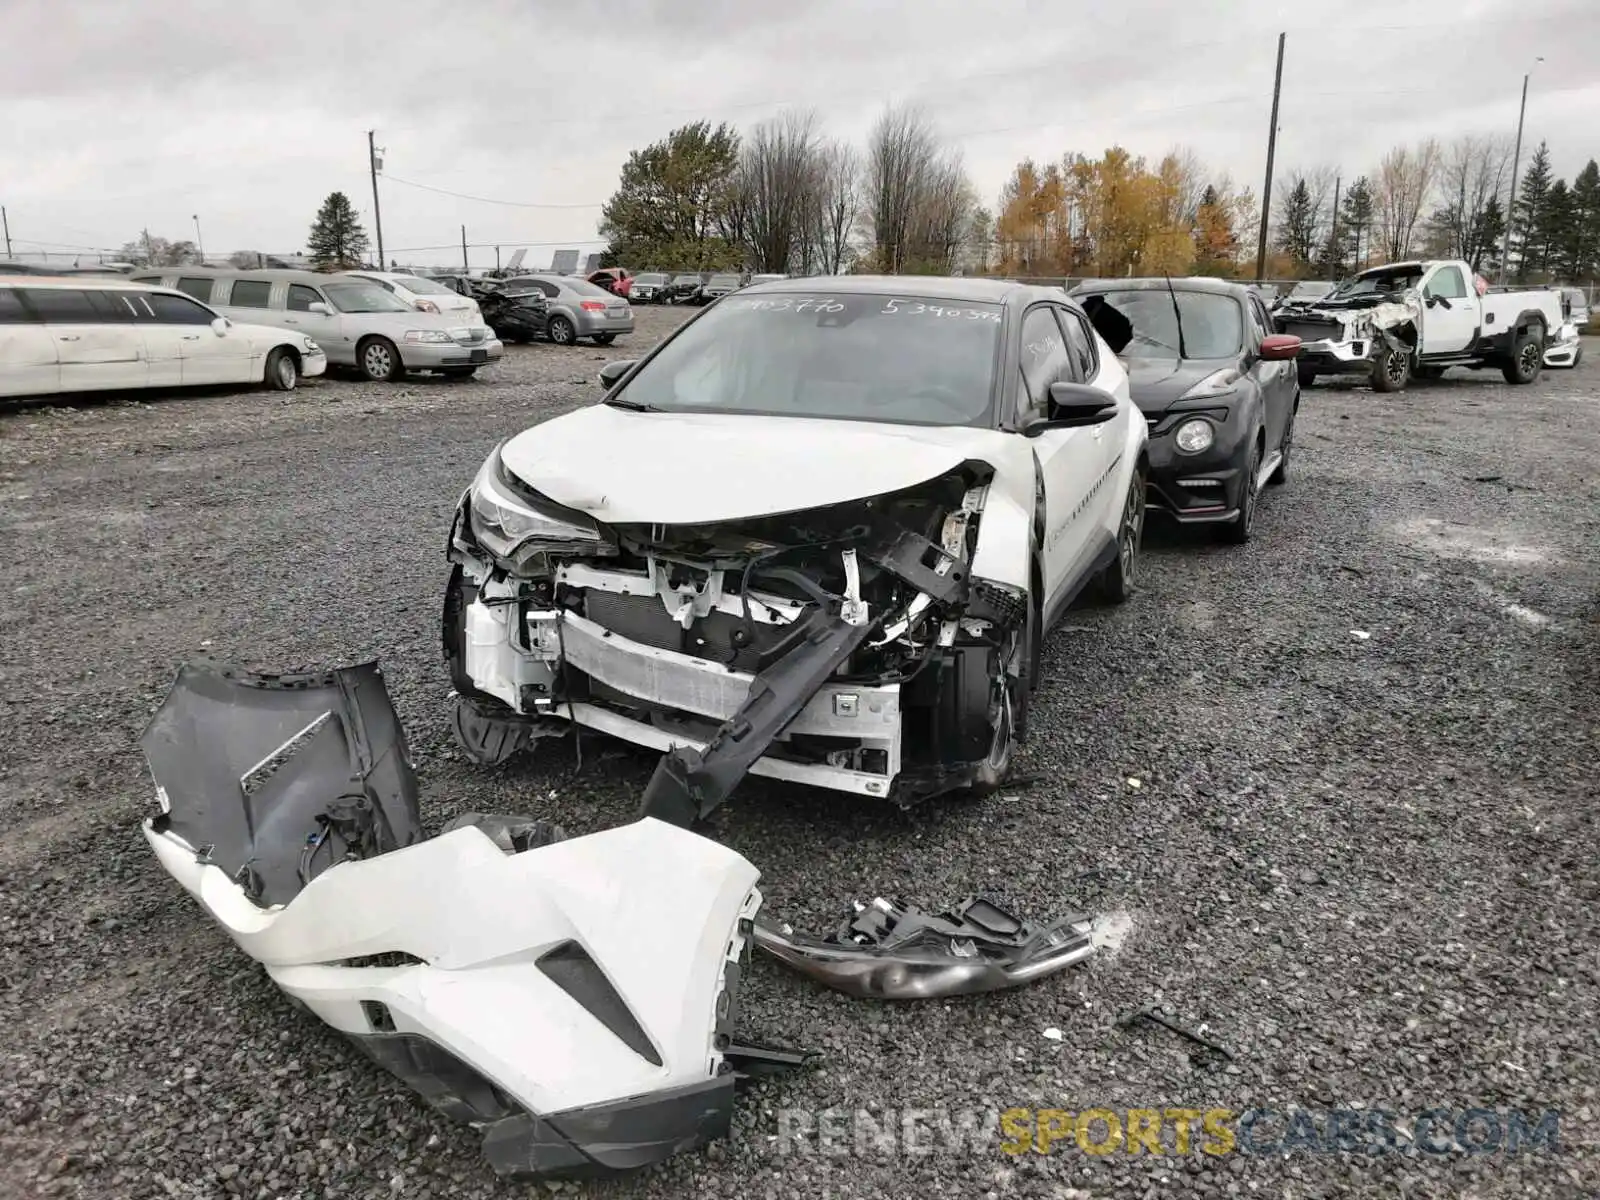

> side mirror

[
  {"left": 1259, "top": 333, "right": 1301, "bottom": 361},
  {"left": 598, "top": 359, "right": 637, "bottom": 389},
  {"left": 1022, "top": 382, "right": 1119, "bottom": 435},
  {"left": 210, "top": 317, "right": 230, "bottom": 336},
  {"left": 307, "top": 302, "right": 332, "bottom": 315}
]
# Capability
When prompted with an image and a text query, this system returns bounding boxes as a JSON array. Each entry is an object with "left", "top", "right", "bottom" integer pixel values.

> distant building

[
  {"left": 583, "top": 252, "right": 602, "bottom": 274},
  {"left": 550, "top": 249, "right": 580, "bottom": 275}
]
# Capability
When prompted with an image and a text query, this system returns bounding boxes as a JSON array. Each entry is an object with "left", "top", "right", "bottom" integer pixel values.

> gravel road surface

[{"left": 2, "top": 305, "right": 1596, "bottom": 1199}]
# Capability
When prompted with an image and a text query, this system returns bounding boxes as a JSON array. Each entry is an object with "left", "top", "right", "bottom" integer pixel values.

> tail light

[
  {"left": 414, "top": 299, "right": 440, "bottom": 313},
  {"left": 580, "top": 300, "right": 606, "bottom": 312}
]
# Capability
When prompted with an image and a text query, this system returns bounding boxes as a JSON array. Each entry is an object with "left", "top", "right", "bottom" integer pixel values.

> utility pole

[
  {"left": 143, "top": 227, "right": 154, "bottom": 266},
  {"left": 1328, "top": 175, "right": 1341, "bottom": 273},
  {"left": 1254, "top": 32, "right": 1286, "bottom": 283},
  {"left": 495, "top": 245, "right": 501, "bottom": 271},
  {"left": 461, "top": 225, "right": 469, "bottom": 273},
  {"left": 1500, "top": 61, "right": 1541, "bottom": 279},
  {"left": 192, "top": 214, "right": 205, "bottom": 264},
  {"left": 1, "top": 206, "right": 10, "bottom": 256},
  {"left": 367, "top": 130, "right": 386, "bottom": 270}
]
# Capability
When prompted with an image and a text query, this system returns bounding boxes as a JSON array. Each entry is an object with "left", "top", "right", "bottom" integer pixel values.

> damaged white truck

[
  {"left": 443, "top": 277, "right": 1149, "bottom": 825},
  {"left": 1274, "top": 258, "right": 1563, "bottom": 392}
]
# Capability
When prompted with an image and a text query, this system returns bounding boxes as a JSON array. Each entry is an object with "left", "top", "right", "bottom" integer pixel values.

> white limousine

[{"left": 0, "top": 276, "right": 327, "bottom": 399}]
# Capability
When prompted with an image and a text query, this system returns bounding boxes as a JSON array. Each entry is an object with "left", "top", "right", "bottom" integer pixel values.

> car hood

[
  {"left": 499, "top": 404, "right": 982, "bottom": 525},
  {"left": 1122, "top": 357, "right": 1236, "bottom": 414}
]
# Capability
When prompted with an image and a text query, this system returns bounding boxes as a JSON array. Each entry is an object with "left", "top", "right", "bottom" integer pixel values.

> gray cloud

[{"left": 1, "top": 0, "right": 1593, "bottom": 267}]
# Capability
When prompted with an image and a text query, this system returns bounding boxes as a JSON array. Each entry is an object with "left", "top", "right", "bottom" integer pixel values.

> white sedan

[
  {"left": 341, "top": 270, "right": 481, "bottom": 319},
  {"left": 442, "top": 277, "right": 1148, "bottom": 823}
]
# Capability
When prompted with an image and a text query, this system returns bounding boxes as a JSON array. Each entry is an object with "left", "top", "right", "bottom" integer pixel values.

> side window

[
  {"left": 1019, "top": 306, "right": 1072, "bottom": 413},
  {"left": 1426, "top": 266, "right": 1467, "bottom": 299},
  {"left": 536, "top": 280, "right": 559, "bottom": 298},
  {"left": 1057, "top": 307, "right": 1097, "bottom": 380},
  {"left": 175, "top": 277, "right": 214, "bottom": 303},
  {"left": 287, "top": 284, "right": 323, "bottom": 312},
  {"left": 146, "top": 293, "right": 215, "bottom": 325},
  {"left": 19, "top": 289, "right": 97, "bottom": 322},
  {"left": 1243, "top": 297, "right": 1266, "bottom": 345},
  {"left": 229, "top": 280, "right": 272, "bottom": 308},
  {"left": 85, "top": 291, "right": 136, "bottom": 322},
  {"left": 131, "top": 276, "right": 164, "bottom": 286},
  {"left": 0, "top": 289, "right": 30, "bottom": 323}
]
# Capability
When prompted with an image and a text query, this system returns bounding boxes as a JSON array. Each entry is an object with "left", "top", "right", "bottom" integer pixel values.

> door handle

[
  {"left": 181, "top": 334, "right": 201, "bottom": 341},
  {"left": 57, "top": 335, "right": 80, "bottom": 342},
  {"left": 283, "top": 318, "right": 299, "bottom": 324}
]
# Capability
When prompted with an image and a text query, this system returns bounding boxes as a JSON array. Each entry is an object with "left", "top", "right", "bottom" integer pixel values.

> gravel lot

[{"left": 2, "top": 303, "right": 1597, "bottom": 1200}]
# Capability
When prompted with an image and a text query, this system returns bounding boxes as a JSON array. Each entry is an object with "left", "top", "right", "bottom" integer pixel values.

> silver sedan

[{"left": 497, "top": 275, "right": 635, "bottom": 346}]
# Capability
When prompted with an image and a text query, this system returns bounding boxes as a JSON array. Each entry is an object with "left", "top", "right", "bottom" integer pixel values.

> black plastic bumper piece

[
  {"left": 638, "top": 606, "right": 875, "bottom": 827},
  {"left": 481, "top": 1074, "right": 736, "bottom": 1179}
]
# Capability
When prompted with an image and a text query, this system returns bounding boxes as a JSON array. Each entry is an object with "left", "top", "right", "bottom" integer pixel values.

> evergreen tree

[
  {"left": 1510, "top": 142, "right": 1551, "bottom": 280},
  {"left": 1339, "top": 177, "right": 1374, "bottom": 270},
  {"left": 1274, "top": 177, "right": 1319, "bottom": 271},
  {"left": 307, "top": 192, "right": 370, "bottom": 271},
  {"left": 1470, "top": 194, "right": 1507, "bottom": 277},
  {"left": 1565, "top": 159, "right": 1600, "bottom": 282},
  {"left": 1539, "top": 180, "right": 1575, "bottom": 281}
]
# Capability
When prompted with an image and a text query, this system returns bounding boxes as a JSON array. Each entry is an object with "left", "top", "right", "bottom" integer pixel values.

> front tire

[
  {"left": 1096, "top": 464, "right": 1146, "bottom": 602},
  {"left": 1220, "top": 439, "right": 1262, "bottom": 545},
  {"left": 1370, "top": 343, "right": 1410, "bottom": 393},
  {"left": 1501, "top": 326, "right": 1544, "bottom": 384},
  {"left": 547, "top": 315, "right": 577, "bottom": 346},
  {"left": 358, "top": 336, "right": 403, "bottom": 382},
  {"left": 1268, "top": 403, "right": 1295, "bottom": 486},
  {"left": 264, "top": 347, "right": 298, "bottom": 391},
  {"left": 1297, "top": 363, "right": 1317, "bottom": 389}
]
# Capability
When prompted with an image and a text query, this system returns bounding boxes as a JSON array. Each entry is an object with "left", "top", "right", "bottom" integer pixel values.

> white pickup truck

[{"left": 1273, "top": 259, "right": 1563, "bottom": 392}]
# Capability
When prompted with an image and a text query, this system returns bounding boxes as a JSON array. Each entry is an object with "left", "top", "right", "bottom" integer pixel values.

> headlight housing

[
  {"left": 1174, "top": 418, "right": 1216, "bottom": 454},
  {"left": 404, "top": 329, "right": 453, "bottom": 343},
  {"left": 1179, "top": 367, "right": 1242, "bottom": 401},
  {"left": 301, "top": 336, "right": 320, "bottom": 352},
  {"left": 465, "top": 443, "right": 611, "bottom": 568}
]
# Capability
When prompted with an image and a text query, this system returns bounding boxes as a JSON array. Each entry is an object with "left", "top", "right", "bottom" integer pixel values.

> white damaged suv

[{"left": 443, "top": 277, "right": 1148, "bottom": 825}]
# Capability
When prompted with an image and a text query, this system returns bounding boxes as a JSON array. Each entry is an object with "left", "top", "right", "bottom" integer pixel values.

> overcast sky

[{"left": 2, "top": 0, "right": 1595, "bottom": 269}]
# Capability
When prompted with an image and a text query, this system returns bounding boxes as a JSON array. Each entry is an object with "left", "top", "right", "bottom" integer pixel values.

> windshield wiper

[{"left": 604, "top": 397, "right": 663, "bottom": 412}]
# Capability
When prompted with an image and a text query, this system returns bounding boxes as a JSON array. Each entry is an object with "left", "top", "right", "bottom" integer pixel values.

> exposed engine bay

[{"left": 446, "top": 452, "right": 1033, "bottom": 823}]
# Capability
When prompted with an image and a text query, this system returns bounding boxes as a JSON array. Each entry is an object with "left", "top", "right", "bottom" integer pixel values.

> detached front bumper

[
  {"left": 1544, "top": 330, "right": 1583, "bottom": 368},
  {"left": 1142, "top": 408, "right": 1249, "bottom": 523}
]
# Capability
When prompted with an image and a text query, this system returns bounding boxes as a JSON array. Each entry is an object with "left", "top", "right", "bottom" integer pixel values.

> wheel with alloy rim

[
  {"left": 359, "top": 337, "right": 402, "bottom": 382},
  {"left": 547, "top": 315, "right": 577, "bottom": 346},
  {"left": 1268, "top": 404, "right": 1295, "bottom": 486},
  {"left": 1097, "top": 465, "right": 1146, "bottom": 603},
  {"left": 1220, "top": 440, "right": 1261, "bottom": 545},
  {"left": 1370, "top": 343, "right": 1410, "bottom": 393},
  {"left": 1501, "top": 327, "right": 1544, "bottom": 384},
  {"left": 264, "top": 347, "right": 298, "bottom": 391}
]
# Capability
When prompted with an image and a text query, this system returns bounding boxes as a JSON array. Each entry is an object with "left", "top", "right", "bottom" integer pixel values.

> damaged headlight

[{"left": 467, "top": 443, "right": 609, "bottom": 563}]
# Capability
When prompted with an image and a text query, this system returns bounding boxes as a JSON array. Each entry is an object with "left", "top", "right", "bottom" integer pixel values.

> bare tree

[
  {"left": 1425, "top": 134, "right": 1513, "bottom": 270},
  {"left": 737, "top": 110, "right": 823, "bottom": 273},
  {"left": 863, "top": 104, "right": 974, "bottom": 273},
  {"left": 1374, "top": 140, "right": 1441, "bottom": 261},
  {"left": 810, "top": 141, "right": 860, "bottom": 275}
]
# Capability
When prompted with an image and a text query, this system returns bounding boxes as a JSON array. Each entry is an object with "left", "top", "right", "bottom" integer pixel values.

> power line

[{"left": 380, "top": 174, "right": 603, "bottom": 210}]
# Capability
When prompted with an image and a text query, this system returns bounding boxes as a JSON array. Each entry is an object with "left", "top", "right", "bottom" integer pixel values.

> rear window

[
  {"left": 229, "top": 280, "right": 272, "bottom": 308},
  {"left": 20, "top": 288, "right": 97, "bottom": 321},
  {"left": 566, "top": 279, "right": 615, "bottom": 298},
  {"left": 176, "top": 277, "right": 214, "bottom": 303},
  {"left": 0, "top": 289, "right": 28, "bottom": 323}
]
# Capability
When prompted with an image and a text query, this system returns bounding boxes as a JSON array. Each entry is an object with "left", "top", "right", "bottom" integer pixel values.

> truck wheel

[
  {"left": 1501, "top": 327, "right": 1544, "bottom": 384},
  {"left": 1371, "top": 344, "right": 1410, "bottom": 393},
  {"left": 1297, "top": 363, "right": 1317, "bottom": 389}
]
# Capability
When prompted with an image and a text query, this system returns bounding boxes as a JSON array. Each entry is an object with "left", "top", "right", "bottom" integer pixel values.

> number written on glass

[{"left": 881, "top": 298, "right": 1000, "bottom": 322}]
